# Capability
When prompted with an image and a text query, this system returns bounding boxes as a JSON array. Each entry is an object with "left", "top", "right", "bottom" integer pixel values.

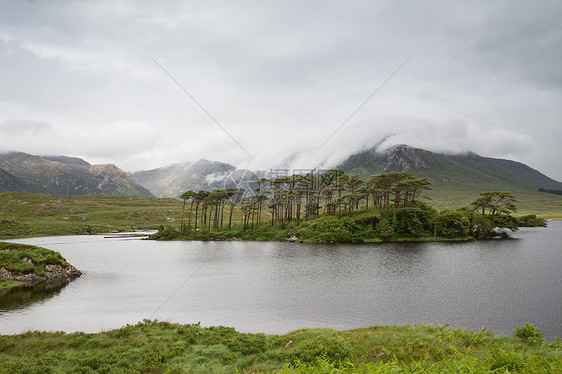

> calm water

[{"left": 1, "top": 222, "right": 561, "bottom": 339}]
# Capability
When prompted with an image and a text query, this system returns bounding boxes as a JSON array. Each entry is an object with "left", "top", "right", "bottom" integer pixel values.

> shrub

[
  {"left": 297, "top": 216, "right": 366, "bottom": 242},
  {"left": 488, "top": 348, "right": 523, "bottom": 372},
  {"left": 514, "top": 323, "right": 545, "bottom": 345},
  {"left": 285, "top": 334, "right": 352, "bottom": 365},
  {"left": 390, "top": 202, "right": 437, "bottom": 236},
  {"left": 517, "top": 214, "right": 547, "bottom": 227},
  {"left": 376, "top": 216, "right": 394, "bottom": 241},
  {"left": 433, "top": 209, "right": 471, "bottom": 238},
  {"left": 150, "top": 225, "right": 180, "bottom": 240},
  {"left": 470, "top": 213, "right": 495, "bottom": 239},
  {"left": 352, "top": 211, "right": 380, "bottom": 228}
]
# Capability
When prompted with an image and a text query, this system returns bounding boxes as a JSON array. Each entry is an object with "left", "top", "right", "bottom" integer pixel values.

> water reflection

[{"left": 0, "top": 279, "right": 72, "bottom": 312}]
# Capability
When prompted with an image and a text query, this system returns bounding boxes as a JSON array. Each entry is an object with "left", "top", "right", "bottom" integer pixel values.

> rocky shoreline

[{"left": 0, "top": 261, "right": 82, "bottom": 286}]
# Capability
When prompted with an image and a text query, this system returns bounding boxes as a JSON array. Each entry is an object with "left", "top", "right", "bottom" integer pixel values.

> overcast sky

[{"left": 1, "top": 0, "right": 561, "bottom": 180}]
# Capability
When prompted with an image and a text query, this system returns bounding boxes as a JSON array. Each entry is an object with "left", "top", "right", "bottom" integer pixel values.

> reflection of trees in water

[{"left": 0, "top": 279, "right": 72, "bottom": 312}]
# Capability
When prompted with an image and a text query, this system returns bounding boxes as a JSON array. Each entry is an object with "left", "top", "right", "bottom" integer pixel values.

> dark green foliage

[
  {"left": 391, "top": 209, "right": 424, "bottom": 235},
  {"left": 470, "top": 191, "right": 517, "bottom": 216},
  {"left": 390, "top": 202, "right": 437, "bottom": 236},
  {"left": 151, "top": 225, "right": 290, "bottom": 242},
  {"left": 539, "top": 187, "right": 562, "bottom": 195},
  {"left": 376, "top": 215, "right": 394, "bottom": 241},
  {"left": 150, "top": 225, "right": 180, "bottom": 240},
  {"left": 470, "top": 212, "right": 495, "bottom": 239},
  {"left": 352, "top": 211, "right": 380, "bottom": 227},
  {"left": 517, "top": 214, "right": 548, "bottom": 227},
  {"left": 466, "top": 192, "right": 522, "bottom": 239},
  {"left": 433, "top": 209, "right": 471, "bottom": 238},
  {"left": 296, "top": 216, "right": 372, "bottom": 243}
]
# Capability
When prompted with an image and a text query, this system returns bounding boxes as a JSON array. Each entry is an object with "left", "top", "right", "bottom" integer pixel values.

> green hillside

[
  {"left": 0, "top": 152, "right": 153, "bottom": 197},
  {"left": 339, "top": 145, "right": 562, "bottom": 218},
  {"left": 0, "top": 192, "right": 182, "bottom": 238},
  {"left": 0, "top": 168, "right": 44, "bottom": 194}
]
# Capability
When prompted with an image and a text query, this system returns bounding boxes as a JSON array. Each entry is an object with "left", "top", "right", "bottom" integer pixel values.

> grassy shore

[
  {"left": 1, "top": 192, "right": 559, "bottom": 240},
  {"left": 0, "top": 242, "right": 81, "bottom": 292},
  {"left": 0, "top": 320, "right": 559, "bottom": 373},
  {"left": 0, "top": 192, "right": 182, "bottom": 238},
  {"left": 0, "top": 278, "right": 24, "bottom": 290}
]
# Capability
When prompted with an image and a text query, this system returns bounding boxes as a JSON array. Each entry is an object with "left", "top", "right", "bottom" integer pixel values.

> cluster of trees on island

[{"left": 153, "top": 170, "right": 546, "bottom": 243}]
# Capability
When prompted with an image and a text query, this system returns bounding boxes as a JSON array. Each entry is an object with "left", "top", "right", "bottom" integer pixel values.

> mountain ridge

[
  {"left": 1, "top": 146, "right": 560, "bottom": 217},
  {"left": 337, "top": 144, "right": 562, "bottom": 213},
  {"left": 0, "top": 152, "right": 153, "bottom": 197},
  {"left": 338, "top": 144, "right": 561, "bottom": 189}
]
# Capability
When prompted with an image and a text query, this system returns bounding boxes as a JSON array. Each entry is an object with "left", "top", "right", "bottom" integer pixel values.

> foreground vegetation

[{"left": 0, "top": 320, "right": 559, "bottom": 373}]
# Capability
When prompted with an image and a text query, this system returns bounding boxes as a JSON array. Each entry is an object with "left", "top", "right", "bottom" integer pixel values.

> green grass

[
  {"left": 0, "top": 242, "right": 76, "bottom": 291},
  {"left": 0, "top": 278, "right": 24, "bottom": 290},
  {"left": 0, "top": 320, "right": 559, "bottom": 373},
  {"left": 0, "top": 242, "right": 70, "bottom": 276},
  {"left": 0, "top": 192, "right": 184, "bottom": 238},
  {"left": 425, "top": 187, "right": 562, "bottom": 219}
]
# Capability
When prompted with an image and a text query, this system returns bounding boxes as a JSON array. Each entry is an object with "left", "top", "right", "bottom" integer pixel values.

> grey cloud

[
  {"left": 0, "top": 0, "right": 560, "bottom": 179},
  {"left": 451, "top": 0, "right": 562, "bottom": 89},
  {"left": 0, "top": 118, "right": 53, "bottom": 135}
]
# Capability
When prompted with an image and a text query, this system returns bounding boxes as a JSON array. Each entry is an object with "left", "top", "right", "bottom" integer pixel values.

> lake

[{"left": 1, "top": 221, "right": 561, "bottom": 340}]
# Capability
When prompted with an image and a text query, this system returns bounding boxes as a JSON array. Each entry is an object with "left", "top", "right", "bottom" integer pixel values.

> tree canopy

[{"left": 153, "top": 171, "right": 543, "bottom": 242}]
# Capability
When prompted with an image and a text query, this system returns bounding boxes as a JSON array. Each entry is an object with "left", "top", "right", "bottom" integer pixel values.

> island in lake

[
  {"left": 151, "top": 170, "right": 547, "bottom": 243},
  {"left": 0, "top": 242, "right": 81, "bottom": 293}
]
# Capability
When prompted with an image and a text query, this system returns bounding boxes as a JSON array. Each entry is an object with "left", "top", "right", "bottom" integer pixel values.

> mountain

[
  {"left": 0, "top": 152, "right": 153, "bottom": 197},
  {"left": 130, "top": 159, "right": 236, "bottom": 198},
  {"left": 41, "top": 155, "right": 91, "bottom": 166},
  {"left": 0, "top": 168, "right": 42, "bottom": 194},
  {"left": 338, "top": 144, "right": 562, "bottom": 214}
]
